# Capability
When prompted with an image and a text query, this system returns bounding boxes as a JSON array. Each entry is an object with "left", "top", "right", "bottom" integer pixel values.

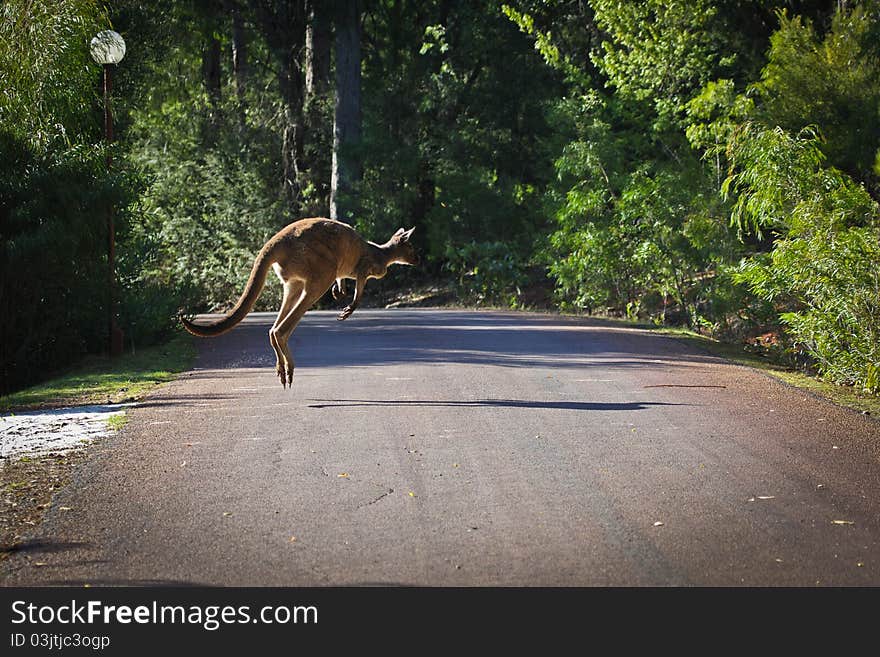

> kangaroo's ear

[{"left": 400, "top": 227, "right": 416, "bottom": 242}]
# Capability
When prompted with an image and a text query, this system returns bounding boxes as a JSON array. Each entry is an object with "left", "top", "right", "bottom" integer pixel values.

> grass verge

[
  {"left": 0, "top": 333, "right": 195, "bottom": 412},
  {"left": 655, "top": 327, "right": 880, "bottom": 418}
]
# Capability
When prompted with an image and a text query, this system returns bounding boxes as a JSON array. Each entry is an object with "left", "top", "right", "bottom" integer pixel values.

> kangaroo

[{"left": 181, "top": 218, "right": 419, "bottom": 388}]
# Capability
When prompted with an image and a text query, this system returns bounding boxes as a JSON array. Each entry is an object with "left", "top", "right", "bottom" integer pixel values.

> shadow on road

[
  {"left": 0, "top": 538, "right": 89, "bottom": 556},
  {"left": 305, "top": 398, "right": 686, "bottom": 411},
  {"left": 36, "top": 578, "right": 209, "bottom": 587}
]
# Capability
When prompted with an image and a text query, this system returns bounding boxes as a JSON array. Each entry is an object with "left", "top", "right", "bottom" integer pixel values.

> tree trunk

[
  {"left": 202, "top": 32, "right": 222, "bottom": 143},
  {"left": 203, "top": 37, "right": 222, "bottom": 105},
  {"left": 305, "top": 0, "right": 331, "bottom": 97},
  {"left": 303, "top": 0, "right": 333, "bottom": 215},
  {"left": 278, "top": 56, "right": 305, "bottom": 206},
  {"left": 230, "top": 0, "right": 248, "bottom": 127},
  {"left": 255, "top": 0, "right": 306, "bottom": 208},
  {"left": 330, "top": 0, "right": 362, "bottom": 223}
]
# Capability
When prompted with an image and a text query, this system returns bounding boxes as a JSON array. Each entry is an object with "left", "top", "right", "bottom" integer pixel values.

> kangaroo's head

[{"left": 386, "top": 227, "right": 419, "bottom": 266}]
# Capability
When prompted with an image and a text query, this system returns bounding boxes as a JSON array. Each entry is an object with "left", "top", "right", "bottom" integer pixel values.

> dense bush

[
  {"left": 444, "top": 241, "right": 530, "bottom": 307},
  {"left": 727, "top": 124, "right": 880, "bottom": 391},
  {"left": 0, "top": 134, "right": 131, "bottom": 392}
]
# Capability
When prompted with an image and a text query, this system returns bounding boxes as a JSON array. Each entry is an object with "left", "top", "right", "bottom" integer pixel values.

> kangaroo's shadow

[{"left": 306, "top": 398, "right": 686, "bottom": 411}]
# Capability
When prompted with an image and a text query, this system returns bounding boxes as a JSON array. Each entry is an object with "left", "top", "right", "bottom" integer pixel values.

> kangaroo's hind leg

[
  {"left": 270, "top": 280, "right": 304, "bottom": 388},
  {"left": 272, "top": 274, "right": 335, "bottom": 388}
]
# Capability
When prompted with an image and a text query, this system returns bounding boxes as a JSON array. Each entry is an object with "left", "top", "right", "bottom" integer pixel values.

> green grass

[
  {"left": 106, "top": 414, "right": 130, "bottom": 431},
  {"left": 655, "top": 327, "right": 880, "bottom": 417},
  {"left": 0, "top": 333, "right": 195, "bottom": 412}
]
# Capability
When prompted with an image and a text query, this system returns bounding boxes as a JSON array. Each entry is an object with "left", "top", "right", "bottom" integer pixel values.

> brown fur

[{"left": 181, "top": 218, "right": 418, "bottom": 387}]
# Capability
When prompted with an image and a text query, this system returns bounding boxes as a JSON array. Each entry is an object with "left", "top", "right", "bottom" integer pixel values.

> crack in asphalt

[{"left": 358, "top": 487, "right": 395, "bottom": 509}]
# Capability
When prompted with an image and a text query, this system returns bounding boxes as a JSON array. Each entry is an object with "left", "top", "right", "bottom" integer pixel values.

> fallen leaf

[
  {"left": 857, "top": 562, "right": 864, "bottom": 567},
  {"left": 338, "top": 472, "right": 350, "bottom": 478},
  {"left": 408, "top": 491, "right": 416, "bottom": 497},
  {"left": 289, "top": 536, "right": 297, "bottom": 543},
  {"left": 757, "top": 496, "right": 775, "bottom": 500},
  {"left": 453, "top": 463, "right": 460, "bottom": 468},
  {"left": 34, "top": 562, "right": 47, "bottom": 567},
  {"left": 58, "top": 506, "right": 72, "bottom": 511},
  {"left": 653, "top": 521, "right": 664, "bottom": 527},
  {"left": 223, "top": 512, "right": 233, "bottom": 517},
  {"left": 832, "top": 520, "right": 854, "bottom": 525}
]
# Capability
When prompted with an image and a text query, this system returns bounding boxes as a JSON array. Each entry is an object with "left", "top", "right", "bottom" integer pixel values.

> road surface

[{"left": 2, "top": 309, "right": 879, "bottom": 585}]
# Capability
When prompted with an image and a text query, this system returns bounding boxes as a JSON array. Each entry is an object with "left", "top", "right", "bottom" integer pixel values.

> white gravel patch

[{"left": 0, "top": 404, "right": 135, "bottom": 459}]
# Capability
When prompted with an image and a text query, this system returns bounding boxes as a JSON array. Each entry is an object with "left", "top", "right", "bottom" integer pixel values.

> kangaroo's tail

[{"left": 180, "top": 245, "right": 275, "bottom": 338}]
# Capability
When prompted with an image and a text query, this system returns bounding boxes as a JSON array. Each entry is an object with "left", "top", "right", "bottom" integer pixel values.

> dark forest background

[{"left": 2, "top": 0, "right": 878, "bottom": 395}]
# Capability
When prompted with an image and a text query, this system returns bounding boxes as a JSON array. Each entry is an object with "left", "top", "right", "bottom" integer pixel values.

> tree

[
  {"left": 756, "top": 4, "right": 880, "bottom": 197},
  {"left": 330, "top": 0, "right": 362, "bottom": 223},
  {"left": 303, "top": 0, "right": 333, "bottom": 215},
  {"left": 255, "top": 0, "right": 307, "bottom": 206},
  {"left": 229, "top": 0, "right": 249, "bottom": 128}
]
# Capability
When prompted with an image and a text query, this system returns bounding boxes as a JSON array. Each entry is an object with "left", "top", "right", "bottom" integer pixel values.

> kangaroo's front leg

[
  {"left": 331, "top": 278, "right": 347, "bottom": 301},
  {"left": 338, "top": 276, "right": 366, "bottom": 321}
]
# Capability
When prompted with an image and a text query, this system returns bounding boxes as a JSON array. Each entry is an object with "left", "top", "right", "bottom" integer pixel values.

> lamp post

[{"left": 90, "top": 30, "right": 126, "bottom": 357}]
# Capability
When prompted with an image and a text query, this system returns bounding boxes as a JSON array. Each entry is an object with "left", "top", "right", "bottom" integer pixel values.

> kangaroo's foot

[
  {"left": 338, "top": 305, "right": 354, "bottom": 321},
  {"left": 279, "top": 357, "right": 294, "bottom": 389},
  {"left": 276, "top": 360, "right": 294, "bottom": 388}
]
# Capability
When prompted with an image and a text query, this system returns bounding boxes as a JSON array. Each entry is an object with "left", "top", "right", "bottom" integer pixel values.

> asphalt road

[{"left": 3, "top": 309, "right": 880, "bottom": 586}]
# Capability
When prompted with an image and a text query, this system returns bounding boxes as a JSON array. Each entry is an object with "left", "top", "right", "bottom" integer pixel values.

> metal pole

[{"left": 104, "top": 63, "right": 122, "bottom": 357}]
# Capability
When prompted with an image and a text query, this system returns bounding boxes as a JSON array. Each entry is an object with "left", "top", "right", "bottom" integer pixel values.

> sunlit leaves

[{"left": 0, "top": 0, "right": 108, "bottom": 148}]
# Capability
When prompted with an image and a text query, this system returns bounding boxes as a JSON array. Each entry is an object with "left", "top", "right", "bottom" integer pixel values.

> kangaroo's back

[{"left": 271, "top": 218, "right": 367, "bottom": 281}]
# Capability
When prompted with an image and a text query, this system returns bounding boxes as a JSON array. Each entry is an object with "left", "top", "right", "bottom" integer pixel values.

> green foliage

[
  {"left": 756, "top": 5, "right": 880, "bottom": 192},
  {"left": 444, "top": 241, "right": 529, "bottom": 307},
  {"left": 722, "top": 124, "right": 828, "bottom": 237},
  {"left": 590, "top": 0, "right": 728, "bottom": 128},
  {"left": 542, "top": 87, "right": 740, "bottom": 327},
  {"left": 0, "top": 0, "right": 107, "bottom": 146},
  {"left": 126, "top": 105, "right": 286, "bottom": 314},
  {"left": 501, "top": 3, "right": 587, "bottom": 85},
  {"left": 0, "top": 0, "right": 137, "bottom": 393},
  {"left": 0, "top": 133, "right": 133, "bottom": 393},
  {"left": 729, "top": 123, "right": 880, "bottom": 391},
  {"left": 359, "top": 0, "right": 559, "bottom": 297}
]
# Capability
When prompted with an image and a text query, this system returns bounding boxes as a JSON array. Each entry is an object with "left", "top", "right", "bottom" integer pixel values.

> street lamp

[{"left": 90, "top": 30, "right": 126, "bottom": 357}]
